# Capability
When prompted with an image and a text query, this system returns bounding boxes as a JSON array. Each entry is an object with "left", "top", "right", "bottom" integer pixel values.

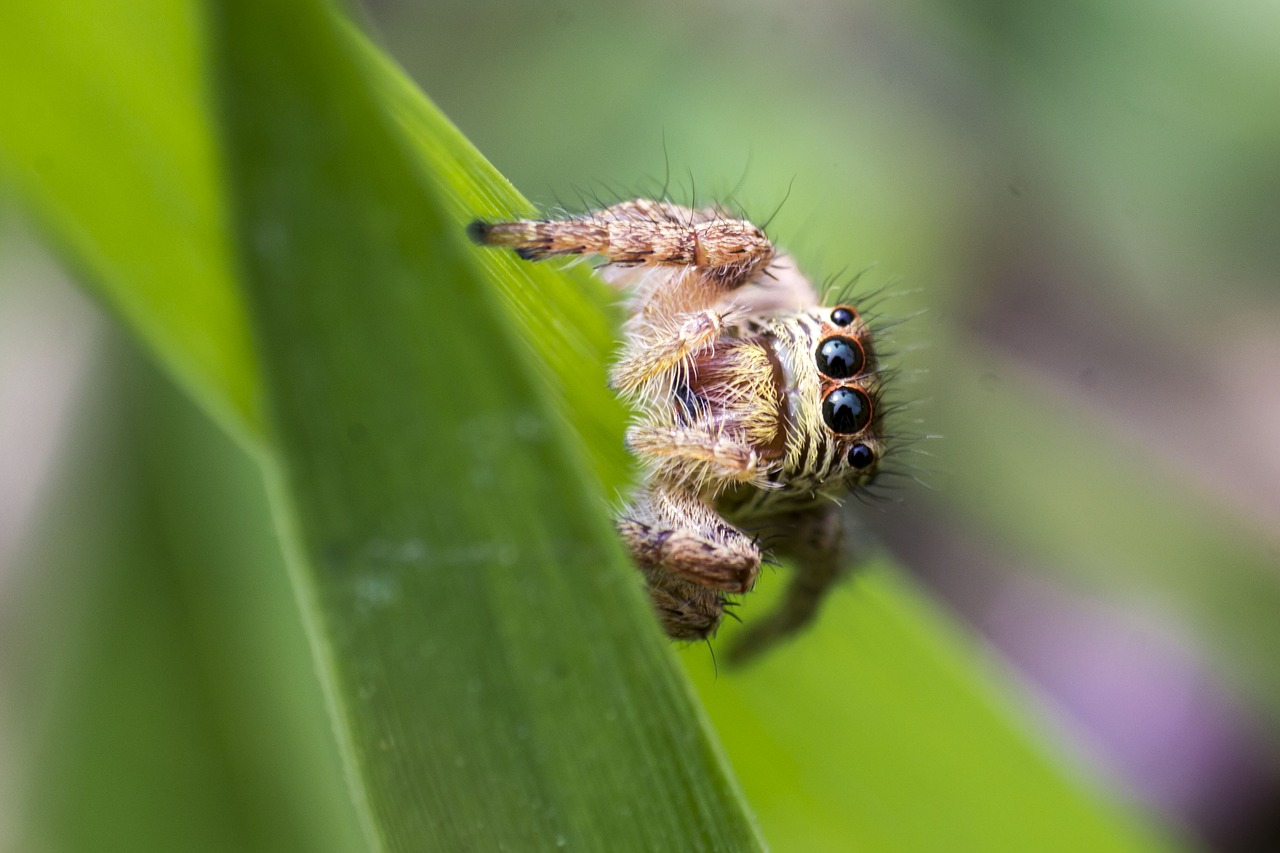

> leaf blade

[
  {"left": 0, "top": 0, "right": 261, "bottom": 440},
  {"left": 209, "top": 0, "right": 763, "bottom": 849}
]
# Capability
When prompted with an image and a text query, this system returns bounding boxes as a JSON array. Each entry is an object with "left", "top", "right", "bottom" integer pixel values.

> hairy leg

[
  {"left": 725, "top": 504, "right": 852, "bottom": 665},
  {"left": 468, "top": 199, "right": 776, "bottom": 293},
  {"left": 609, "top": 308, "right": 736, "bottom": 397},
  {"left": 618, "top": 486, "right": 761, "bottom": 596},
  {"left": 626, "top": 423, "right": 768, "bottom": 490},
  {"left": 637, "top": 568, "right": 726, "bottom": 641}
]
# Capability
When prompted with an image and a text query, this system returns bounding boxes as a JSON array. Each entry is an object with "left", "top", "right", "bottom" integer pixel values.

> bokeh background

[{"left": 3, "top": 0, "right": 1280, "bottom": 849}]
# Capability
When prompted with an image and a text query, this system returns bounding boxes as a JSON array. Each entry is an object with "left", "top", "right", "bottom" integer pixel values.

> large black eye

[
  {"left": 830, "top": 306, "right": 857, "bottom": 326},
  {"left": 822, "top": 387, "right": 872, "bottom": 434},
  {"left": 847, "top": 443, "right": 875, "bottom": 469},
  {"left": 815, "top": 336, "right": 865, "bottom": 379}
]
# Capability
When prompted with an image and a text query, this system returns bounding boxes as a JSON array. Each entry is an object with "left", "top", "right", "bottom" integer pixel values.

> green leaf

[
  {"left": 692, "top": 566, "right": 1171, "bottom": 852},
  {"left": 0, "top": 0, "right": 260, "bottom": 442},
  {"left": 207, "top": 0, "right": 760, "bottom": 849},
  {"left": 6, "top": 339, "right": 363, "bottom": 853},
  {"left": 0, "top": 0, "right": 1185, "bottom": 850},
  {"left": 353, "top": 37, "right": 631, "bottom": 487}
]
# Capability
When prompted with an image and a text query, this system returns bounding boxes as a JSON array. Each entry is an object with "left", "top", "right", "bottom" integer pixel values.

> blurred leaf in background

[
  {"left": 1, "top": 315, "right": 363, "bottom": 853},
  {"left": 3, "top": 0, "right": 1280, "bottom": 850}
]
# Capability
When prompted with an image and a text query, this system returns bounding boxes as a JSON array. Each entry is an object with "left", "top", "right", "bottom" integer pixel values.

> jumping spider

[{"left": 469, "top": 199, "right": 886, "bottom": 663}]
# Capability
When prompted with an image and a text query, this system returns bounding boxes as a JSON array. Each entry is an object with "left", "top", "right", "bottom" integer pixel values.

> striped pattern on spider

[{"left": 469, "top": 199, "right": 887, "bottom": 664}]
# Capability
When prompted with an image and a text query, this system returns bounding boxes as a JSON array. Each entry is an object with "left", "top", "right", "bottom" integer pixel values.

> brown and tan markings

[{"left": 470, "top": 199, "right": 888, "bottom": 663}]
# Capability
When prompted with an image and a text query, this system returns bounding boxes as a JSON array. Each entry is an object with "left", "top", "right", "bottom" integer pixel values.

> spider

[{"left": 469, "top": 198, "right": 887, "bottom": 663}]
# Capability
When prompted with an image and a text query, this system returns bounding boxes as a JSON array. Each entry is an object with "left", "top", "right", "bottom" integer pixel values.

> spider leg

[
  {"left": 610, "top": 308, "right": 734, "bottom": 397},
  {"left": 618, "top": 486, "right": 761, "bottom": 597},
  {"left": 626, "top": 423, "right": 769, "bottom": 489},
  {"left": 468, "top": 200, "right": 775, "bottom": 294},
  {"left": 725, "top": 504, "right": 852, "bottom": 665},
  {"left": 637, "top": 571, "right": 726, "bottom": 642}
]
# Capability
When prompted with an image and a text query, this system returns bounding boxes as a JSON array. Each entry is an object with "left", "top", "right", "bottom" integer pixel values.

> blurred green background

[{"left": 3, "top": 0, "right": 1280, "bottom": 850}]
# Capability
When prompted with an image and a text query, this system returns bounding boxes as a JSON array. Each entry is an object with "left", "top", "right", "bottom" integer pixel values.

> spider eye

[
  {"left": 822, "top": 387, "right": 872, "bottom": 435},
  {"left": 847, "top": 443, "right": 875, "bottom": 469},
  {"left": 815, "top": 336, "right": 865, "bottom": 379},
  {"left": 830, "top": 306, "right": 857, "bottom": 326}
]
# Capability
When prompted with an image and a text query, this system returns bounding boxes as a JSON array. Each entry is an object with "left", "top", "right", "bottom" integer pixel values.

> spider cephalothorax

[{"left": 470, "top": 199, "right": 887, "bottom": 663}]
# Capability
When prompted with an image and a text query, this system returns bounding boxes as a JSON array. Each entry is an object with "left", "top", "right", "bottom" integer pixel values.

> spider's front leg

[
  {"left": 626, "top": 423, "right": 768, "bottom": 490},
  {"left": 725, "top": 504, "right": 854, "bottom": 665},
  {"left": 468, "top": 199, "right": 775, "bottom": 295},
  {"left": 610, "top": 308, "right": 739, "bottom": 398},
  {"left": 618, "top": 486, "right": 762, "bottom": 639}
]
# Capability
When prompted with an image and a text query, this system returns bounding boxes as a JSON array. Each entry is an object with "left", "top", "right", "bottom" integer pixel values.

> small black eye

[
  {"left": 830, "top": 306, "right": 857, "bottom": 326},
  {"left": 822, "top": 387, "right": 872, "bottom": 435},
  {"left": 815, "top": 336, "right": 865, "bottom": 379},
  {"left": 847, "top": 443, "right": 875, "bottom": 469}
]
